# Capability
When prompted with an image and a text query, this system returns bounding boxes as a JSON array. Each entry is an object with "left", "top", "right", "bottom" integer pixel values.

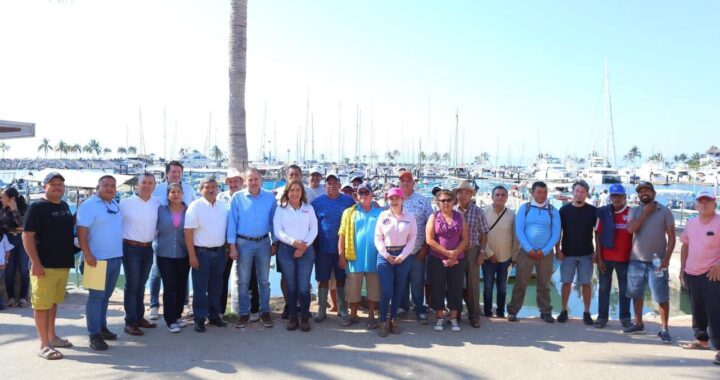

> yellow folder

[{"left": 83, "top": 260, "right": 107, "bottom": 291}]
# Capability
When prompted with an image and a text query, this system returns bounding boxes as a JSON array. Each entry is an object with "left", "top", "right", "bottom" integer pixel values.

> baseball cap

[
  {"left": 350, "top": 175, "right": 363, "bottom": 183},
  {"left": 43, "top": 171, "right": 65, "bottom": 185},
  {"left": 324, "top": 172, "right": 339, "bottom": 182},
  {"left": 310, "top": 167, "right": 323, "bottom": 176},
  {"left": 387, "top": 187, "right": 404, "bottom": 199},
  {"left": 399, "top": 171, "right": 413, "bottom": 181},
  {"left": 608, "top": 184, "right": 626, "bottom": 195},
  {"left": 341, "top": 183, "right": 354, "bottom": 191},
  {"left": 431, "top": 186, "right": 442, "bottom": 197},
  {"left": 634, "top": 181, "right": 654, "bottom": 192},
  {"left": 357, "top": 183, "right": 373, "bottom": 194},
  {"left": 695, "top": 189, "right": 717, "bottom": 201}
]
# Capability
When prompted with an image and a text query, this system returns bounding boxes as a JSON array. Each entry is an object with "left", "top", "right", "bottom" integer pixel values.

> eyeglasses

[
  {"left": 438, "top": 199, "right": 453, "bottom": 203},
  {"left": 104, "top": 201, "right": 119, "bottom": 214},
  {"left": 358, "top": 191, "right": 372, "bottom": 196}
]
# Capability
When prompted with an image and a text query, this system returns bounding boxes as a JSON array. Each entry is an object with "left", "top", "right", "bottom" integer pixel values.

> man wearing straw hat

[{"left": 454, "top": 180, "right": 489, "bottom": 328}]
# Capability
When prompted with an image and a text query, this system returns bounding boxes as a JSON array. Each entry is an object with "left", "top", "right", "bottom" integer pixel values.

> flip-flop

[
  {"left": 679, "top": 341, "right": 709, "bottom": 350},
  {"left": 50, "top": 337, "right": 73, "bottom": 348},
  {"left": 37, "top": 346, "right": 63, "bottom": 360}
]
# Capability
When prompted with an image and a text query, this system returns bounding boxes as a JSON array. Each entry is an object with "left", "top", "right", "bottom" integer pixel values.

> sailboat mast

[{"left": 604, "top": 59, "right": 617, "bottom": 167}]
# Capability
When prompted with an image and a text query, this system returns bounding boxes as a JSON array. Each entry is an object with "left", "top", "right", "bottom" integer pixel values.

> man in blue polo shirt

[
  {"left": 77, "top": 175, "right": 124, "bottom": 351},
  {"left": 311, "top": 173, "right": 356, "bottom": 323},
  {"left": 228, "top": 168, "right": 277, "bottom": 329}
]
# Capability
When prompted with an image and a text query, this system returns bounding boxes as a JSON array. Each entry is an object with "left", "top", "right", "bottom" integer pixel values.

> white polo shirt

[
  {"left": 185, "top": 196, "right": 228, "bottom": 248},
  {"left": 120, "top": 194, "right": 161, "bottom": 243}
]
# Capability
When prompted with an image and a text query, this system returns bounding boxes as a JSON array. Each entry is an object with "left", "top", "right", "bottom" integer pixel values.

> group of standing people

[{"left": 8, "top": 163, "right": 720, "bottom": 366}]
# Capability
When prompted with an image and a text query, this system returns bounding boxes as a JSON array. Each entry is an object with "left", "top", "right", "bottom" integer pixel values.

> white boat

[
  {"left": 581, "top": 156, "right": 621, "bottom": 185},
  {"left": 532, "top": 156, "right": 570, "bottom": 181},
  {"left": 636, "top": 161, "right": 667, "bottom": 181}
]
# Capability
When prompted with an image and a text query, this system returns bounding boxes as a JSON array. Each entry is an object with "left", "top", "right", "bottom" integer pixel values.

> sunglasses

[
  {"left": 438, "top": 198, "right": 453, "bottom": 203},
  {"left": 104, "top": 201, "right": 119, "bottom": 214}
]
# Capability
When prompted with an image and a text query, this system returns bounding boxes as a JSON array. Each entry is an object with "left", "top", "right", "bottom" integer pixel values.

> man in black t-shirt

[
  {"left": 556, "top": 180, "right": 597, "bottom": 325},
  {"left": 22, "top": 172, "right": 77, "bottom": 360}
]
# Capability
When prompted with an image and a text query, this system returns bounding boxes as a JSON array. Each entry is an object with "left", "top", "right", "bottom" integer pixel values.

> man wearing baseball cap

[
  {"left": 679, "top": 189, "right": 720, "bottom": 365},
  {"left": 306, "top": 167, "right": 325, "bottom": 204},
  {"left": 311, "top": 172, "right": 356, "bottom": 323},
  {"left": 595, "top": 184, "right": 633, "bottom": 328},
  {"left": 397, "top": 171, "right": 433, "bottom": 324},
  {"left": 623, "top": 181, "right": 676, "bottom": 343},
  {"left": 23, "top": 172, "right": 77, "bottom": 359}
]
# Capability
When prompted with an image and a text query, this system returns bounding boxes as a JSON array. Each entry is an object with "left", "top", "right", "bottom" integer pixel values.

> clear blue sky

[{"left": 0, "top": 0, "right": 718, "bottom": 165}]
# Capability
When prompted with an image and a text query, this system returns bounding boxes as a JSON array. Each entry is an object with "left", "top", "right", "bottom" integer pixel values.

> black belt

[
  {"left": 195, "top": 246, "right": 225, "bottom": 252},
  {"left": 237, "top": 234, "right": 269, "bottom": 242},
  {"left": 386, "top": 246, "right": 405, "bottom": 253}
]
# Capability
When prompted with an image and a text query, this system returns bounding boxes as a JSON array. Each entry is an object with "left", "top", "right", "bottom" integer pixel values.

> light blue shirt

[
  {"left": 153, "top": 182, "right": 197, "bottom": 206},
  {"left": 77, "top": 195, "right": 123, "bottom": 260},
  {"left": 515, "top": 201, "right": 561, "bottom": 256},
  {"left": 227, "top": 188, "right": 277, "bottom": 243},
  {"left": 347, "top": 205, "right": 383, "bottom": 273}
]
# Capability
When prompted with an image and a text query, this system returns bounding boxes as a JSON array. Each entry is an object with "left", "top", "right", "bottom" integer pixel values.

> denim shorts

[
  {"left": 315, "top": 252, "right": 346, "bottom": 282},
  {"left": 559, "top": 255, "right": 594, "bottom": 285},
  {"left": 626, "top": 260, "right": 669, "bottom": 303}
]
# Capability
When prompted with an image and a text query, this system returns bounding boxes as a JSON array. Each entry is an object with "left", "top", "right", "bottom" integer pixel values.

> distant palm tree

[
  {"left": 211, "top": 145, "right": 224, "bottom": 167},
  {"left": 623, "top": 145, "right": 642, "bottom": 166},
  {"left": 127, "top": 146, "right": 137, "bottom": 156},
  {"left": 117, "top": 147, "right": 127, "bottom": 157},
  {"left": 442, "top": 152, "right": 451, "bottom": 165},
  {"left": 0, "top": 142, "right": 10, "bottom": 158},
  {"left": 38, "top": 138, "right": 52, "bottom": 158},
  {"left": 82, "top": 144, "right": 93, "bottom": 158},
  {"left": 418, "top": 151, "right": 427, "bottom": 164},
  {"left": 319, "top": 153, "right": 326, "bottom": 163},
  {"left": 88, "top": 139, "right": 102, "bottom": 157},
  {"left": 55, "top": 141, "right": 69, "bottom": 157},
  {"left": 429, "top": 152, "right": 440, "bottom": 163},
  {"left": 384, "top": 151, "right": 395, "bottom": 164},
  {"left": 71, "top": 144, "right": 82, "bottom": 157},
  {"left": 103, "top": 148, "right": 112, "bottom": 157}
]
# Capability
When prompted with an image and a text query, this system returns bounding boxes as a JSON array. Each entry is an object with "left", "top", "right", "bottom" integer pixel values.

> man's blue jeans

[
  {"left": 191, "top": 246, "right": 226, "bottom": 322},
  {"left": 276, "top": 243, "right": 314, "bottom": 318},
  {"left": 122, "top": 244, "right": 154, "bottom": 326},
  {"left": 86, "top": 257, "right": 122, "bottom": 335},
  {"left": 401, "top": 254, "right": 427, "bottom": 315},
  {"left": 597, "top": 260, "right": 631, "bottom": 323},
  {"left": 378, "top": 253, "right": 413, "bottom": 322},
  {"left": 482, "top": 259, "right": 511, "bottom": 316},
  {"left": 236, "top": 238, "right": 271, "bottom": 315}
]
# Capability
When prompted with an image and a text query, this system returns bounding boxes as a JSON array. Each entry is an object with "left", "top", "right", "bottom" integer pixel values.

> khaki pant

[
  {"left": 507, "top": 250, "right": 554, "bottom": 315},
  {"left": 462, "top": 246, "right": 481, "bottom": 319}
]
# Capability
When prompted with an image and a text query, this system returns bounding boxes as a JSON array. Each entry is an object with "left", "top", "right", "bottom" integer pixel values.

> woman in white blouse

[{"left": 273, "top": 179, "right": 318, "bottom": 332}]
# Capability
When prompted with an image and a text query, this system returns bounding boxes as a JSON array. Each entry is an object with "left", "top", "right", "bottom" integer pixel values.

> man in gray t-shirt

[{"left": 623, "top": 181, "right": 676, "bottom": 343}]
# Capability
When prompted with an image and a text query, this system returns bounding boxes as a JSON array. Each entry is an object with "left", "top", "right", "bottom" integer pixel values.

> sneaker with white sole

[
  {"left": 148, "top": 307, "right": 159, "bottom": 320},
  {"left": 450, "top": 319, "right": 461, "bottom": 332},
  {"left": 184, "top": 305, "right": 194, "bottom": 318},
  {"left": 168, "top": 323, "right": 181, "bottom": 333},
  {"left": 176, "top": 319, "right": 187, "bottom": 328},
  {"left": 417, "top": 313, "right": 428, "bottom": 325},
  {"left": 434, "top": 319, "right": 444, "bottom": 332},
  {"left": 250, "top": 313, "right": 260, "bottom": 323}
]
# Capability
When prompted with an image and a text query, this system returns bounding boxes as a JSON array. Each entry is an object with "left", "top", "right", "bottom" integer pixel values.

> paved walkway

[{"left": 0, "top": 289, "right": 717, "bottom": 379}]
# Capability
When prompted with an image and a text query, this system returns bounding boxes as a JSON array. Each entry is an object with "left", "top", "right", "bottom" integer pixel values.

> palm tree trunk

[{"left": 229, "top": 0, "right": 248, "bottom": 171}]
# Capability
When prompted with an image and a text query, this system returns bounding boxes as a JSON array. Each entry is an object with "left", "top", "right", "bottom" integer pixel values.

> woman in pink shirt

[
  {"left": 426, "top": 189, "right": 469, "bottom": 332},
  {"left": 679, "top": 190, "right": 720, "bottom": 365},
  {"left": 374, "top": 187, "right": 417, "bottom": 337}
]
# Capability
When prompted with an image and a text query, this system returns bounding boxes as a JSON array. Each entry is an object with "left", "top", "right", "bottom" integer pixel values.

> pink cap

[
  {"left": 387, "top": 187, "right": 404, "bottom": 199},
  {"left": 696, "top": 189, "right": 717, "bottom": 201}
]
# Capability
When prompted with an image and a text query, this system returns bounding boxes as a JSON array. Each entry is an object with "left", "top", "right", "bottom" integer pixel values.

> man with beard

[{"left": 623, "top": 181, "right": 675, "bottom": 343}]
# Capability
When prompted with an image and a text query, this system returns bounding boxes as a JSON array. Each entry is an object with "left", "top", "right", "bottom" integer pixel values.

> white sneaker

[
  {"left": 450, "top": 319, "right": 461, "bottom": 332},
  {"left": 176, "top": 319, "right": 187, "bottom": 328},
  {"left": 148, "top": 307, "right": 159, "bottom": 320},
  {"left": 250, "top": 313, "right": 260, "bottom": 322},
  {"left": 434, "top": 319, "right": 444, "bottom": 332},
  {"left": 184, "top": 305, "right": 194, "bottom": 318},
  {"left": 168, "top": 323, "right": 181, "bottom": 333}
]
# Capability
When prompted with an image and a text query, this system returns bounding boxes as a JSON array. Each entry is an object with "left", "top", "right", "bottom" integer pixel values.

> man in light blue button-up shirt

[
  {"left": 227, "top": 168, "right": 277, "bottom": 327},
  {"left": 77, "top": 175, "right": 123, "bottom": 350}
]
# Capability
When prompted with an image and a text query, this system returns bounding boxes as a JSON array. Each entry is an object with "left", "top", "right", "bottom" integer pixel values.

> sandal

[
  {"left": 679, "top": 341, "right": 709, "bottom": 350},
  {"left": 38, "top": 346, "right": 63, "bottom": 360},
  {"left": 7, "top": 298, "right": 17, "bottom": 308},
  {"left": 18, "top": 299, "right": 30, "bottom": 308},
  {"left": 366, "top": 319, "right": 379, "bottom": 330},
  {"left": 50, "top": 337, "right": 73, "bottom": 348},
  {"left": 714, "top": 353, "right": 720, "bottom": 366}
]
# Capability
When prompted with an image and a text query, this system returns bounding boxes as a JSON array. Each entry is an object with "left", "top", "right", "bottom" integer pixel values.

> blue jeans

[
  {"left": 122, "top": 244, "right": 154, "bottom": 325},
  {"left": 377, "top": 252, "right": 413, "bottom": 322},
  {"left": 276, "top": 243, "right": 315, "bottom": 318},
  {"left": 86, "top": 257, "right": 122, "bottom": 335},
  {"left": 0, "top": 270, "right": 4, "bottom": 306},
  {"left": 597, "top": 260, "right": 630, "bottom": 322},
  {"left": 236, "top": 238, "right": 271, "bottom": 315},
  {"left": 482, "top": 259, "right": 511, "bottom": 316},
  {"left": 401, "top": 254, "right": 427, "bottom": 314},
  {"left": 191, "top": 247, "right": 227, "bottom": 322},
  {"left": 4, "top": 234, "right": 30, "bottom": 300}
]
